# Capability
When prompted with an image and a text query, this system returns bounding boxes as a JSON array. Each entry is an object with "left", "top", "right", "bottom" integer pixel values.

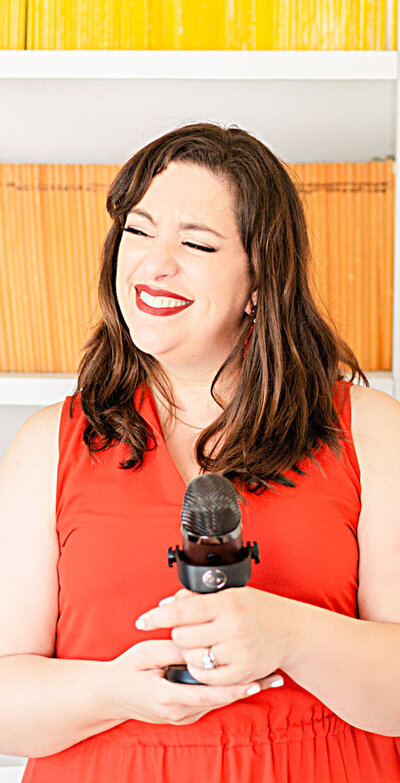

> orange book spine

[
  {"left": 366, "top": 161, "right": 378, "bottom": 368},
  {"left": 381, "top": 160, "right": 395, "bottom": 369},
  {"left": 0, "top": 166, "right": 15, "bottom": 369},
  {"left": 14, "top": 165, "right": 30, "bottom": 370},
  {"left": 28, "top": 163, "right": 47, "bottom": 370}
]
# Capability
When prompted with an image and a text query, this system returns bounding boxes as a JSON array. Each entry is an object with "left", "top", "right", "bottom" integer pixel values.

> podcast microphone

[{"left": 164, "top": 473, "right": 260, "bottom": 685}]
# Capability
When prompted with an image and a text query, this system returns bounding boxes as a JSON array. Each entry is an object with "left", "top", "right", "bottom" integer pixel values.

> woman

[{"left": 0, "top": 122, "right": 399, "bottom": 783}]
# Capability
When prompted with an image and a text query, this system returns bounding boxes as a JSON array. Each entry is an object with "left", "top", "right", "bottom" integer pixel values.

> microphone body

[{"left": 164, "top": 474, "right": 260, "bottom": 685}]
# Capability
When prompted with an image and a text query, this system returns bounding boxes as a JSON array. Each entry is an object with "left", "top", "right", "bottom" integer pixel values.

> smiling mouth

[{"left": 135, "top": 288, "right": 193, "bottom": 316}]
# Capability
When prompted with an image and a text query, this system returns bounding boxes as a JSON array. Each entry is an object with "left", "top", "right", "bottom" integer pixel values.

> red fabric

[{"left": 22, "top": 379, "right": 400, "bottom": 782}]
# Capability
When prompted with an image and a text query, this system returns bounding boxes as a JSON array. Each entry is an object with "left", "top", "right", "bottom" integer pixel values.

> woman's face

[{"left": 116, "top": 160, "right": 256, "bottom": 371}]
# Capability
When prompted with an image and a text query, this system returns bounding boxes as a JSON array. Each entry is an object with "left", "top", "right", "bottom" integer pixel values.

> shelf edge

[{"left": 0, "top": 50, "right": 397, "bottom": 80}]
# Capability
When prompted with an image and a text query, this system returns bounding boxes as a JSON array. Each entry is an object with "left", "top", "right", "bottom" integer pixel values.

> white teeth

[{"left": 139, "top": 290, "right": 191, "bottom": 308}]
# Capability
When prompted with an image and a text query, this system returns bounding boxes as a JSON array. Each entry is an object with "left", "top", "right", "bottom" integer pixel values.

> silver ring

[{"left": 202, "top": 647, "right": 218, "bottom": 670}]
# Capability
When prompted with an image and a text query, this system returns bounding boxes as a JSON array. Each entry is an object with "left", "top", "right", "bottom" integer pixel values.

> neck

[{"left": 149, "top": 361, "right": 241, "bottom": 430}]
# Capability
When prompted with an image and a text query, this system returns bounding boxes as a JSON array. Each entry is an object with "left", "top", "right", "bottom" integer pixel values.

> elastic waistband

[{"left": 103, "top": 712, "right": 349, "bottom": 749}]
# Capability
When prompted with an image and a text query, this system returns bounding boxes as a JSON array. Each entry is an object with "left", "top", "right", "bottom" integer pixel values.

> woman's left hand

[{"left": 134, "top": 586, "right": 300, "bottom": 686}]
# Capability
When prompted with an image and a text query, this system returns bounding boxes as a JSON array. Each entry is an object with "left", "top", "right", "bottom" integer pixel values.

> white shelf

[
  {"left": 0, "top": 50, "right": 397, "bottom": 80},
  {"left": 0, "top": 372, "right": 395, "bottom": 406},
  {"left": 0, "top": 767, "right": 26, "bottom": 783},
  {"left": 0, "top": 76, "right": 395, "bottom": 163},
  {"left": 0, "top": 374, "right": 77, "bottom": 406}
]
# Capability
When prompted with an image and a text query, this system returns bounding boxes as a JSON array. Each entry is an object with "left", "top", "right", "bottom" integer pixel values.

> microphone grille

[{"left": 181, "top": 474, "right": 241, "bottom": 536}]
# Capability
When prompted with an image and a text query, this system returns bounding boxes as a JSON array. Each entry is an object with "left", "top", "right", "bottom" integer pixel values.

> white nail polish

[
  {"left": 159, "top": 596, "right": 176, "bottom": 605},
  {"left": 270, "top": 677, "right": 284, "bottom": 687},
  {"left": 246, "top": 684, "right": 261, "bottom": 696},
  {"left": 135, "top": 617, "right": 147, "bottom": 630}
]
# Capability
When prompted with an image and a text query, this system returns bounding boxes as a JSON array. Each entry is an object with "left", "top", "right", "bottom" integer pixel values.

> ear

[{"left": 244, "top": 290, "right": 258, "bottom": 317}]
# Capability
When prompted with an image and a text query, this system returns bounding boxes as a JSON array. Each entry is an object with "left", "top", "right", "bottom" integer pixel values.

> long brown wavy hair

[{"left": 70, "top": 121, "right": 369, "bottom": 499}]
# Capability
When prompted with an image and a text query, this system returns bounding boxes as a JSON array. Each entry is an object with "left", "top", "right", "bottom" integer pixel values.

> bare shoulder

[
  {"left": 23, "top": 399, "right": 64, "bottom": 430},
  {"left": 349, "top": 383, "right": 400, "bottom": 450},
  {"left": 0, "top": 400, "right": 65, "bottom": 514},
  {"left": 0, "top": 401, "right": 66, "bottom": 657},
  {"left": 348, "top": 385, "right": 400, "bottom": 622},
  {"left": 348, "top": 382, "right": 400, "bottom": 495},
  {"left": 11, "top": 400, "right": 64, "bottom": 452}
]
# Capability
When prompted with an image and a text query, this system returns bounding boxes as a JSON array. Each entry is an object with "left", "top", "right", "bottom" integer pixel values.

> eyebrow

[{"left": 127, "top": 208, "right": 227, "bottom": 240}]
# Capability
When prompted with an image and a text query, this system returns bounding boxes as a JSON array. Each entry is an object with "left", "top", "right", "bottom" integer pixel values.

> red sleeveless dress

[{"left": 22, "top": 379, "right": 400, "bottom": 782}]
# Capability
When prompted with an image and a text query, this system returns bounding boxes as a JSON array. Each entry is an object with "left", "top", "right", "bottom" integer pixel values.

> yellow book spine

[
  {"left": 104, "top": 0, "right": 111, "bottom": 49},
  {"left": 26, "top": 0, "right": 36, "bottom": 48},
  {"left": 113, "top": 0, "right": 120, "bottom": 48},
  {"left": 248, "top": 0, "right": 256, "bottom": 49},
  {"left": 126, "top": 0, "right": 147, "bottom": 48},
  {"left": 56, "top": 0, "right": 66, "bottom": 49},
  {"left": 4, "top": 0, "right": 24, "bottom": 48},
  {"left": 346, "top": 0, "right": 356, "bottom": 49},
  {"left": 48, "top": 0, "right": 56, "bottom": 48},
  {"left": 391, "top": 0, "right": 398, "bottom": 48},
  {"left": 75, "top": 0, "right": 83, "bottom": 49},
  {"left": 1, "top": 0, "right": 10, "bottom": 48},
  {"left": 152, "top": 0, "right": 163, "bottom": 47},
  {"left": 254, "top": 0, "right": 275, "bottom": 49}
]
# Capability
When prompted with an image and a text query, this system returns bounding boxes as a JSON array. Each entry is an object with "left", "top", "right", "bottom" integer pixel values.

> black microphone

[{"left": 164, "top": 474, "right": 260, "bottom": 685}]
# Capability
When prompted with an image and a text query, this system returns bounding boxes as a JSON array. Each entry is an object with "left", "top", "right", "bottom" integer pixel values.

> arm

[
  {"left": 135, "top": 386, "right": 400, "bottom": 736},
  {"left": 0, "top": 653, "right": 122, "bottom": 758},
  {"left": 280, "top": 599, "right": 400, "bottom": 736},
  {"left": 0, "top": 405, "right": 121, "bottom": 758},
  {"left": 282, "top": 385, "right": 400, "bottom": 736},
  {"left": 0, "top": 405, "right": 277, "bottom": 758}
]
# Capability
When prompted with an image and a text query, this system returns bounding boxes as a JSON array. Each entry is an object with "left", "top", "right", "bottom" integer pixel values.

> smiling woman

[
  {"left": 73, "top": 122, "right": 367, "bottom": 495},
  {"left": 114, "top": 161, "right": 254, "bottom": 397},
  {"left": 6, "top": 121, "right": 400, "bottom": 783}
]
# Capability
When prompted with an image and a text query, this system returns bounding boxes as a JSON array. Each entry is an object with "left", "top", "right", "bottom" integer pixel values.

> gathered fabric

[{"left": 22, "top": 380, "right": 400, "bottom": 782}]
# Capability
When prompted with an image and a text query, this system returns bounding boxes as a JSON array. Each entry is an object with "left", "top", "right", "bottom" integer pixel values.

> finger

[
  {"left": 257, "top": 673, "right": 285, "bottom": 689},
  {"left": 131, "top": 640, "right": 188, "bottom": 670},
  {"left": 184, "top": 644, "right": 226, "bottom": 669},
  {"left": 171, "top": 589, "right": 193, "bottom": 600},
  {"left": 184, "top": 661, "right": 286, "bottom": 689},
  {"left": 171, "top": 622, "right": 218, "bottom": 649},
  {"left": 135, "top": 592, "right": 217, "bottom": 631},
  {"left": 159, "top": 675, "right": 263, "bottom": 708},
  {"left": 158, "top": 588, "right": 192, "bottom": 606}
]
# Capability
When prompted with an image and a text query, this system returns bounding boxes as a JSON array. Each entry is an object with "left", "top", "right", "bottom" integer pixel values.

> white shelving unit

[{"left": 0, "top": 50, "right": 399, "bottom": 407}]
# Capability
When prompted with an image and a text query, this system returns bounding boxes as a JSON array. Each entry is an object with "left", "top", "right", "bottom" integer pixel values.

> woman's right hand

[{"left": 105, "top": 640, "right": 276, "bottom": 725}]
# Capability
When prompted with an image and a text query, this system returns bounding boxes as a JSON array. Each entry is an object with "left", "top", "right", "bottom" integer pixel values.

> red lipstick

[
  {"left": 136, "top": 284, "right": 193, "bottom": 301},
  {"left": 135, "top": 288, "right": 193, "bottom": 317}
]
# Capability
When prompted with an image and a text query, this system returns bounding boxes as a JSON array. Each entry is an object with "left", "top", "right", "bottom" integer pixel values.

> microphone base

[{"left": 164, "top": 664, "right": 205, "bottom": 685}]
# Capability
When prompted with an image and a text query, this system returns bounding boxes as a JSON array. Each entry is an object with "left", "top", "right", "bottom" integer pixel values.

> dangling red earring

[{"left": 243, "top": 304, "right": 257, "bottom": 359}]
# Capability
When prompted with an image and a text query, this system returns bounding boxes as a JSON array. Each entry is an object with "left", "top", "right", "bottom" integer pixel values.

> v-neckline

[{"left": 145, "top": 384, "right": 201, "bottom": 491}]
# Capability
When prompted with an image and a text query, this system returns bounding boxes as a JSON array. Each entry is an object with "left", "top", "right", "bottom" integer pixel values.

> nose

[{"left": 140, "top": 237, "right": 181, "bottom": 281}]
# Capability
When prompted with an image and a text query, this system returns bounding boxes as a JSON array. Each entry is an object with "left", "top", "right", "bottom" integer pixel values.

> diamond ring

[{"left": 202, "top": 647, "right": 218, "bottom": 670}]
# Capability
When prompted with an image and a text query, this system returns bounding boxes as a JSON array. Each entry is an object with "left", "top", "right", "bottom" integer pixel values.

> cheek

[{"left": 115, "top": 255, "right": 131, "bottom": 310}]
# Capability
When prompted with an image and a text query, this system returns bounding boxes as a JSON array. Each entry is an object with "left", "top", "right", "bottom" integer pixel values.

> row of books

[
  {"left": 0, "top": 160, "right": 394, "bottom": 374},
  {"left": 1, "top": 0, "right": 397, "bottom": 50}
]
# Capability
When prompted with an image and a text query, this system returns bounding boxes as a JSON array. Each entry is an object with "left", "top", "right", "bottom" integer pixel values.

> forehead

[{"left": 128, "top": 161, "right": 237, "bottom": 226}]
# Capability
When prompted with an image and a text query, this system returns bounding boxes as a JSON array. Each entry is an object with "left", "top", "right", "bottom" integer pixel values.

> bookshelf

[{"left": 0, "top": 50, "right": 399, "bottom": 402}]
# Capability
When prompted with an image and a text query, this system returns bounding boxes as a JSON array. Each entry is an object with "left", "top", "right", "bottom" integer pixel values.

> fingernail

[
  {"left": 270, "top": 677, "right": 284, "bottom": 688},
  {"left": 135, "top": 617, "right": 147, "bottom": 630},
  {"left": 246, "top": 684, "right": 261, "bottom": 696},
  {"left": 159, "top": 596, "right": 176, "bottom": 605}
]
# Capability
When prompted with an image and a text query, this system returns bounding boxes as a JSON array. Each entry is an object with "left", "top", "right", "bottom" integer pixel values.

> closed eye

[{"left": 122, "top": 226, "right": 216, "bottom": 253}]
